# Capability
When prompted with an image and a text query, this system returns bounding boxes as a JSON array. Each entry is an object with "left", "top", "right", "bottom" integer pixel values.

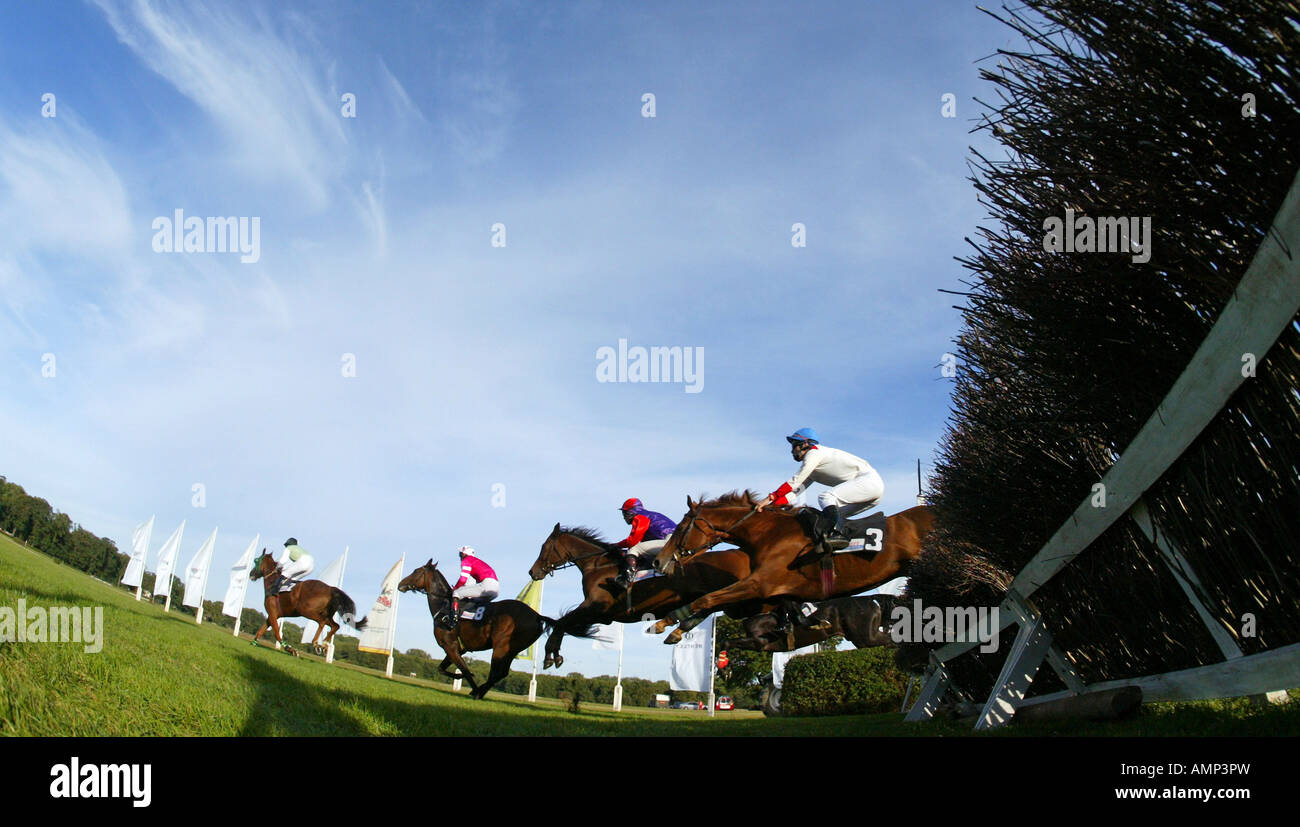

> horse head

[
  {"left": 654, "top": 492, "right": 760, "bottom": 575},
  {"left": 528, "top": 523, "right": 564, "bottom": 581},
  {"left": 248, "top": 548, "right": 273, "bottom": 581},
  {"left": 529, "top": 524, "right": 614, "bottom": 580},
  {"left": 399, "top": 559, "right": 452, "bottom": 602}
]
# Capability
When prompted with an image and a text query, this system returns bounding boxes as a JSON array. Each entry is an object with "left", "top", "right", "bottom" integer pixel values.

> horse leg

[
  {"left": 546, "top": 601, "right": 606, "bottom": 669},
  {"left": 543, "top": 625, "right": 564, "bottom": 670},
  {"left": 446, "top": 648, "right": 481, "bottom": 695},
  {"left": 472, "top": 651, "right": 512, "bottom": 701},
  {"left": 308, "top": 618, "right": 327, "bottom": 654},
  {"left": 323, "top": 618, "right": 340, "bottom": 649},
  {"left": 651, "top": 605, "right": 693, "bottom": 635},
  {"left": 687, "top": 577, "right": 765, "bottom": 617}
]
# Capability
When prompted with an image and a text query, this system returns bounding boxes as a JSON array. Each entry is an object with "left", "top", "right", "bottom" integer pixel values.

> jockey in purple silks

[{"left": 614, "top": 498, "right": 678, "bottom": 586}]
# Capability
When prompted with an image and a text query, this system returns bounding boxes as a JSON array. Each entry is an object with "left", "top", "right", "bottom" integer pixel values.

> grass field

[{"left": 2, "top": 534, "right": 1297, "bottom": 737}]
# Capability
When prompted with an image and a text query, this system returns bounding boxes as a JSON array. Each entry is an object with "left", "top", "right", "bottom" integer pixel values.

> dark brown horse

[
  {"left": 651, "top": 492, "right": 933, "bottom": 643},
  {"left": 723, "top": 594, "right": 897, "bottom": 652},
  {"left": 398, "top": 560, "right": 553, "bottom": 700},
  {"left": 248, "top": 550, "right": 367, "bottom": 654},
  {"left": 527, "top": 523, "right": 777, "bottom": 669}
]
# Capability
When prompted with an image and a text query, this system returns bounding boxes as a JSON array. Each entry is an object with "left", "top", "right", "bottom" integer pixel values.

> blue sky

[{"left": 0, "top": 1, "right": 1010, "bottom": 683}]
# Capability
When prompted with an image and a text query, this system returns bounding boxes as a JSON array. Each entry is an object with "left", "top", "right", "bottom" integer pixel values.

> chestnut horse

[
  {"left": 651, "top": 492, "right": 933, "bottom": 643},
  {"left": 248, "top": 550, "right": 367, "bottom": 654},
  {"left": 398, "top": 560, "right": 557, "bottom": 700},
  {"left": 527, "top": 523, "right": 776, "bottom": 669}
]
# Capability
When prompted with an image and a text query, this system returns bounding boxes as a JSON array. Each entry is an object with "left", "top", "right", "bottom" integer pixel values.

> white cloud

[{"left": 93, "top": 0, "right": 347, "bottom": 210}]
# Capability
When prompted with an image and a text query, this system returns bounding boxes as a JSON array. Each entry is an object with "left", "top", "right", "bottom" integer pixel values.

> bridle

[
  {"left": 535, "top": 532, "right": 617, "bottom": 578},
  {"left": 668, "top": 504, "right": 758, "bottom": 564}
]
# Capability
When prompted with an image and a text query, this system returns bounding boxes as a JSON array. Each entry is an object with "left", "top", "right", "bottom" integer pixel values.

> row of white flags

[{"left": 120, "top": 516, "right": 350, "bottom": 629}]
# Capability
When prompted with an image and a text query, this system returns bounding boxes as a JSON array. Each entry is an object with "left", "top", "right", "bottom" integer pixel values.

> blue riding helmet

[{"left": 786, "top": 427, "right": 820, "bottom": 445}]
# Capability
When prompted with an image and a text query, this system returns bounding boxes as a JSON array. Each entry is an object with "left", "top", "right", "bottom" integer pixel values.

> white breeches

[
  {"left": 787, "top": 471, "right": 885, "bottom": 518},
  {"left": 280, "top": 556, "right": 315, "bottom": 581},
  {"left": 453, "top": 578, "right": 499, "bottom": 601},
  {"left": 626, "top": 539, "right": 667, "bottom": 561}
]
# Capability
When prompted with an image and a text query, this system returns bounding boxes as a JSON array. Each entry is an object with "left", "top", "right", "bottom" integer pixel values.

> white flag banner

[
  {"left": 301, "top": 547, "right": 347, "bottom": 643},
  {"left": 222, "top": 535, "right": 260, "bottom": 618},
  {"left": 358, "top": 557, "right": 404, "bottom": 655},
  {"left": 120, "top": 516, "right": 154, "bottom": 588},
  {"left": 151, "top": 521, "right": 186, "bottom": 598},
  {"left": 771, "top": 643, "right": 820, "bottom": 689},
  {"left": 669, "top": 615, "right": 715, "bottom": 692},
  {"left": 592, "top": 622, "right": 623, "bottom": 651},
  {"left": 182, "top": 528, "right": 218, "bottom": 608}
]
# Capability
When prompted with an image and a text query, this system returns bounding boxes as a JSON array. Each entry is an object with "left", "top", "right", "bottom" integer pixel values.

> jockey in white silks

[
  {"left": 274, "top": 538, "right": 315, "bottom": 591},
  {"left": 754, "top": 427, "right": 885, "bottom": 551}
]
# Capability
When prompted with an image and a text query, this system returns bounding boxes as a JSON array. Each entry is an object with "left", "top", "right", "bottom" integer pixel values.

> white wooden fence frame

[{"left": 907, "top": 168, "right": 1300, "bottom": 729}]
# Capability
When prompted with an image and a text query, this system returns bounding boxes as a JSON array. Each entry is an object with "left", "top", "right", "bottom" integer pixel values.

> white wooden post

[
  {"left": 904, "top": 660, "right": 952, "bottom": 722},
  {"left": 975, "top": 613, "right": 1053, "bottom": 730}
]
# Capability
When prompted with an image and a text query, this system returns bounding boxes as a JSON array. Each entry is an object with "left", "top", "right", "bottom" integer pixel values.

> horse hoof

[
  {"left": 664, "top": 629, "right": 684, "bottom": 645},
  {"left": 651, "top": 620, "right": 670, "bottom": 634},
  {"left": 554, "top": 655, "right": 564, "bottom": 668}
]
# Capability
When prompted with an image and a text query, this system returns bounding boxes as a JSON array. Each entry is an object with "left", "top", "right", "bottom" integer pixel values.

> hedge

[{"left": 780, "top": 648, "right": 909, "bottom": 716}]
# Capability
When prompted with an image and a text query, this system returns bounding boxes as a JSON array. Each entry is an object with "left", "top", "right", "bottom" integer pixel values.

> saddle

[
  {"left": 838, "top": 511, "right": 887, "bottom": 553},
  {"left": 796, "top": 508, "right": 888, "bottom": 555}
]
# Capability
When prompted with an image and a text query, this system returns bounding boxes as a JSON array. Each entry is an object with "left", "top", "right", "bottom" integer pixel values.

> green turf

[{"left": 2, "top": 534, "right": 1296, "bottom": 736}]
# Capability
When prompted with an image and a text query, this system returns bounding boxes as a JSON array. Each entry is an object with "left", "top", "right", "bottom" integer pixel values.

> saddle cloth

[
  {"left": 836, "top": 511, "right": 888, "bottom": 554},
  {"left": 457, "top": 603, "right": 488, "bottom": 621}
]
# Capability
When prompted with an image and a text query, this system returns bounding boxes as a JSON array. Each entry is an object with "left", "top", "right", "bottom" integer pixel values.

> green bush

[{"left": 780, "top": 648, "right": 908, "bottom": 716}]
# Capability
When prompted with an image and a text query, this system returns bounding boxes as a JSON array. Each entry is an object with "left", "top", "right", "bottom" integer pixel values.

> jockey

[
  {"left": 274, "top": 538, "right": 315, "bottom": 592},
  {"left": 755, "top": 427, "right": 885, "bottom": 552},
  {"left": 614, "top": 498, "right": 678, "bottom": 586},
  {"left": 451, "top": 545, "right": 499, "bottom": 618}
]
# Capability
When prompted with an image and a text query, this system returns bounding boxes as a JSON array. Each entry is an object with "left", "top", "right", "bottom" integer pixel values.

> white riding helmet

[{"left": 457, "top": 545, "right": 476, "bottom": 558}]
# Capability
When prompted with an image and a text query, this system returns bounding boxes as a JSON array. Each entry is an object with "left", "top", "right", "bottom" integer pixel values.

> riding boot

[
  {"left": 617, "top": 555, "right": 636, "bottom": 587},
  {"left": 817, "top": 505, "right": 850, "bottom": 552}
]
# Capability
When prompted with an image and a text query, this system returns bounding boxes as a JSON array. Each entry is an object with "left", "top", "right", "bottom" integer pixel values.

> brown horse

[
  {"left": 651, "top": 492, "right": 932, "bottom": 643},
  {"left": 248, "top": 550, "right": 367, "bottom": 654},
  {"left": 398, "top": 560, "right": 552, "bottom": 700},
  {"left": 527, "top": 523, "right": 778, "bottom": 669}
]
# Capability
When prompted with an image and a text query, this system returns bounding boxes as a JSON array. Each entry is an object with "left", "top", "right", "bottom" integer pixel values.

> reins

[{"left": 672, "top": 506, "right": 759, "bottom": 562}]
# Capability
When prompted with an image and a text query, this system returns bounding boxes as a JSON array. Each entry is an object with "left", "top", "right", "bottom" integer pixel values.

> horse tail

[
  {"left": 333, "top": 588, "right": 368, "bottom": 631},
  {"left": 539, "top": 613, "right": 598, "bottom": 639}
]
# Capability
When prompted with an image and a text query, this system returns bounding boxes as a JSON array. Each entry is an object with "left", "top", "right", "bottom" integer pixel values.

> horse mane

[
  {"left": 698, "top": 490, "right": 760, "bottom": 508},
  {"left": 558, "top": 525, "right": 620, "bottom": 552}
]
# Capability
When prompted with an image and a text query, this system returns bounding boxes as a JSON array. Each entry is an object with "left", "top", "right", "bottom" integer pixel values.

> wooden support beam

[
  {"left": 904, "top": 661, "right": 952, "bottom": 722},
  {"left": 976, "top": 614, "right": 1054, "bottom": 730},
  {"left": 1131, "top": 499, "right": 1243, "bottom": 660}
]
